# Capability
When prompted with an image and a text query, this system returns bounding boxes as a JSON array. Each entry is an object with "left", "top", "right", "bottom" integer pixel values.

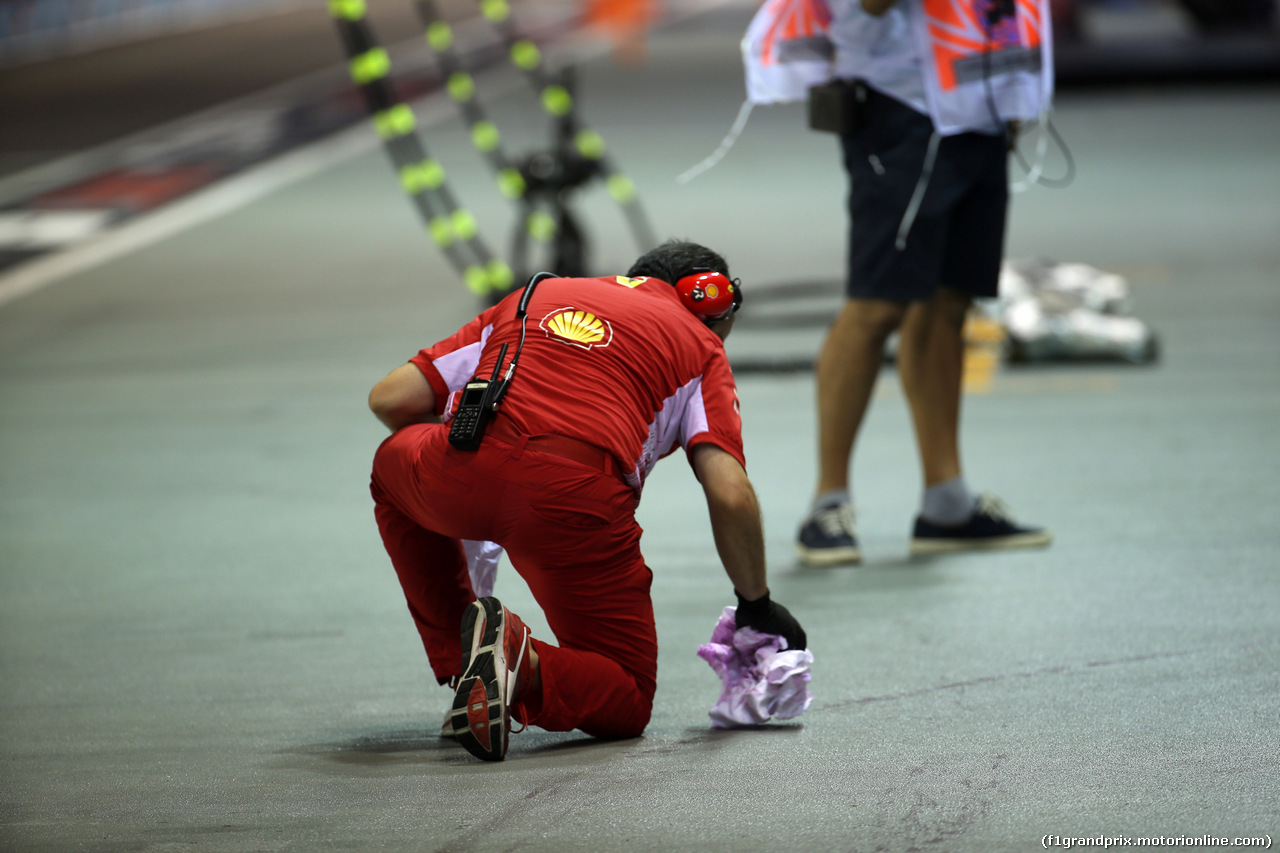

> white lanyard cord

[{"left": 895, "top": 130, "right": 941, "bottom": 251}]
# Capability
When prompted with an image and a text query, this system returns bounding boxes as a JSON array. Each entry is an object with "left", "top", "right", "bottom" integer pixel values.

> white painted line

[
  {"left": 0, "top": 76, "right": 495, "bottom": 310},
  {"left": 0, "top": 121, "right": 375, "bottom": 309},
  {"left": 0, "top": 210, "right": 116, "bottom": 249}
]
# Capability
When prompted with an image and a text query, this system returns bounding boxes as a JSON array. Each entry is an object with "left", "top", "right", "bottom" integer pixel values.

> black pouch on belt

[{"left": 808, "top": 79, "right": 868, "bottom": 135}]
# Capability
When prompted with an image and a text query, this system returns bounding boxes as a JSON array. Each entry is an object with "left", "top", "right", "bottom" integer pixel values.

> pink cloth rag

[{"left": 696, "top": 606, "right": 813, "bottom": 729}]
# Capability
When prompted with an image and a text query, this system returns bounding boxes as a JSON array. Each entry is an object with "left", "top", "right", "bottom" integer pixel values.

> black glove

[{"left": 734, "top": 589, "right": 807, "bottom": 651}]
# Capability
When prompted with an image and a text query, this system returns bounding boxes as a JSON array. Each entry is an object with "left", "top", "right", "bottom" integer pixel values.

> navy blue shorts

[{"left": 841, "top": 85, "right": 1008, "bottom": 303}]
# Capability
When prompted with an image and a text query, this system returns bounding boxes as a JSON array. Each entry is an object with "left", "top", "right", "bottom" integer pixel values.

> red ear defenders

[{"left": 675, "top": 270, "right": 742, "bottom": 323}]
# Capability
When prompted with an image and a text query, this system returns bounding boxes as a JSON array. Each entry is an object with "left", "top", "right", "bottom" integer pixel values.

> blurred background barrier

[
  {"left": 0, "top": 0, "right": 316, "bottom": 64},
  {"left": 1051, "top": 0, "right": 1280, "bottom": 83},
  {"left": 4, "top": 0, "right": 1277, "bottom": 75}
]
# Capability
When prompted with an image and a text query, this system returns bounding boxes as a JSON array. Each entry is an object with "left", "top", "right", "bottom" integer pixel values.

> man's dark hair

[{"left": 626, "top": 239, "right": 729, "bottom": 286}]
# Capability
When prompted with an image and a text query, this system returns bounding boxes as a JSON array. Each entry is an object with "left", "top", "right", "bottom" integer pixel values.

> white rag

[{"left": 697, "top": 606, "right": 813, "bottom": 729}]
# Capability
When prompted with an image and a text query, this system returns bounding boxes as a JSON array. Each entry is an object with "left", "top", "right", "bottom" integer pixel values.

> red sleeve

[
  {"left": 408, "top": 304, "right": 501, "bottom": 417},
  {"left": 683, "top": 348, "right": 746, "bottom": 470}
]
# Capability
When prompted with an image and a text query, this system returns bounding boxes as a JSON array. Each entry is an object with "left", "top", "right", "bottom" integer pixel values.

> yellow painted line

[
  {"left": 962, "top": 315, "right": 1004, "bottom": 393},
  {"left": 963, "top": 350, "right": 1000, "bottom": 393},
  {"left": 1106, "top": 262, "right": 1172, "bottom": 286}
]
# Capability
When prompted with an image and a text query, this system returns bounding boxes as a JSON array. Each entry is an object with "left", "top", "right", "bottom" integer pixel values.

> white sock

[
  {"left": 812, "top": 489, "right": 851, "bottom": 513},
  {"left": 920, "top": 476, "right": 975, "bottom": 525}
]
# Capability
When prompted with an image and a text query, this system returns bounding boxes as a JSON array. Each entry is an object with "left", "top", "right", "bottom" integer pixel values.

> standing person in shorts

[{"left": 795, "top": 0, "right": 1055, "bottom": 565}]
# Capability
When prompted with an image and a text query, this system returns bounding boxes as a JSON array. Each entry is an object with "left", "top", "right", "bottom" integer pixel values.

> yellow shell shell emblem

[{"left": 540, "top": 307, "right": 613, "bottom": 350}]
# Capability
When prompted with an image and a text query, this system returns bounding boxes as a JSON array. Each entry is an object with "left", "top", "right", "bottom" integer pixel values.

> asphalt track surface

[{"left": 2, "top": 2, "right": 1279, "bottom": 851}]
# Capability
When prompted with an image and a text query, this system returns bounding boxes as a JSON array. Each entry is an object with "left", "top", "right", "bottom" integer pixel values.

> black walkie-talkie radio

[
  {"left": 447, "top": 343, "right": 508, "bottom": 451},
  {"left": 447, "top": 272, "right": 555, "bottom": 451}
]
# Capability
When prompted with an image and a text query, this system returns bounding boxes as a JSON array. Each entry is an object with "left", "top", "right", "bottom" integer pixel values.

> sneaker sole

[
  {"left": 795, "top": 542, "right": 862, "bottom": 567},
  {"left": 451, "top": 598, "right": 508, "bottom": 761},
  {"left": 909, "top": 529, "right": 1053, "bottom": 556}
]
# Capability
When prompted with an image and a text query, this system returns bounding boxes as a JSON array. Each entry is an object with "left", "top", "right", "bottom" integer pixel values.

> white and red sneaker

[{"left": 450, "top": 597, "right": 533, "bottom": 761}]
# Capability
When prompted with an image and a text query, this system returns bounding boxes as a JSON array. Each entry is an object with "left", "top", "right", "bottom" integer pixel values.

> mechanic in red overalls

[{"left": 368, "top": 240, "right": 807, "bottom": 761}]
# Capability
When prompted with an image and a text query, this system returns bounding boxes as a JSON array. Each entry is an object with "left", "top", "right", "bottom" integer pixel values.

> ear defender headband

[{"left": 675, "top": 270, "right": 742, "bottom": 324}]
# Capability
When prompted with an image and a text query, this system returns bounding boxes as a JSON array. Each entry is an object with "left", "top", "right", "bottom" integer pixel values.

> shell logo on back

[{"left": 540, "top": 307, "right": 614, "bottom": 350}]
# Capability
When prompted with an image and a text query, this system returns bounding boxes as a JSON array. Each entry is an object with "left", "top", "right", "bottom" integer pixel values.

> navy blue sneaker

[
  {"left": 796, "top": 504, "right": 862, "bottom": 566},
  {"left": 910, "top": 494, "right": 1051, "bottom": 556}
]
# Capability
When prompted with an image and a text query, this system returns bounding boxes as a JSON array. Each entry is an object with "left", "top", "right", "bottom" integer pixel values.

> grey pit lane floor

[{"left": 1, "top": 4, "right": 1279, "bottom": 851}]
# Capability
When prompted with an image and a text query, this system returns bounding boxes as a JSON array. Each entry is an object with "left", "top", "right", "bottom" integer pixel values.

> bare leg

[
  {"left": 896, "top": 287, "right": 971, "bottom": 488},
  {"left": 814, "top": 298, "right": 907, "bottom": 495}
]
